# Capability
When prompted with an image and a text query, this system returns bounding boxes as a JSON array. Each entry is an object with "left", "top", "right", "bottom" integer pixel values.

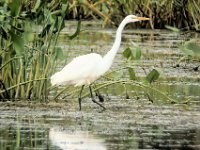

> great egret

[{"left": 51, "top": 15, "right": 150, "bottom": 110}]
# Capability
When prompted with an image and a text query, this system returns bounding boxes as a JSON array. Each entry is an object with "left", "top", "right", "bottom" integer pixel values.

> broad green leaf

[
  {"left": 180, "top": 39, "right": 200, "bottom": 57},
  {"left": 123, "top": 44, "right": 141, "bottom": 60},
  {"left": 127, "top": 67, "right": 136, "bottom": 80},
  {"left": 23, "top": 32, "right": 35, "bottom": 42},
  {"left": 54, "top": 47, "right": 64, "bottom": 61},
  {"left": 11, "top": 32, "right": 24, "bottom": 55},
  {"left": 102, "top": 3, "right": 109, "bottom": 14},
  {"left": 0, "top": 15, "right": 5, "bottom": 21},
  {"left": 180, "top": 45, "right": 193, "bottom": 56},
  {"left": 184, "top": 40, "right": 200, "bottom": 56},
  {"left": 61, "top": 4, "right": 68, "bottom": 17},
  {"left": 123, "top": 47, "right": 132, "bottom": 60},
  {"left": 49, "top": 14, "right": 56, "bottom": 25},
  {"left": 146, "top": 69, "right": 160, "bottom": 83},
  {"left": 133, "top": 44, "right": 141, "bottom": 60},
  {"left": 23, "top": 22, "right": 35, "bottom": 42},
  {"left": 10, "top": 0, "right": 20, "bottom": 16}
]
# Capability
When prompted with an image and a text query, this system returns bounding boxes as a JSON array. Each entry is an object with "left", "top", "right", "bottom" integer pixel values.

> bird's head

[{"left": 124, "top": 15, "right": 150, "bottom": 23}]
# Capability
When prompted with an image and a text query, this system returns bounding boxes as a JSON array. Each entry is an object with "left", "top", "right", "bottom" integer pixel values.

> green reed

[
  {"left": 67, "top": 0, "right": 200, "bottom": 30},
  {"left": 0, "top": 0, "right": 78, "bottom": 100}
]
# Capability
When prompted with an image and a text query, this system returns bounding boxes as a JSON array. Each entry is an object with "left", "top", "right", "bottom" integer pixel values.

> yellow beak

[{"left": 135, "top": 17, "right": 150, "bottom": 21}]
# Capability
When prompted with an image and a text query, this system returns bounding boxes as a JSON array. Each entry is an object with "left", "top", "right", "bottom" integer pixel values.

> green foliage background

[{"left": 66, "top": 0, "right": 200, "bottom": 30}]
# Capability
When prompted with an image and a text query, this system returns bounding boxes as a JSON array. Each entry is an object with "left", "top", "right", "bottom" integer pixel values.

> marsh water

[{"left": 1, "top": 21, "right": 200, "bottom": 150}]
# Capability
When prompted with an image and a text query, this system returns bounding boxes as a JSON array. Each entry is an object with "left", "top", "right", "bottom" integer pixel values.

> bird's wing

[{"left": 59, "top": 53, "right": 103, "bottom": 83}]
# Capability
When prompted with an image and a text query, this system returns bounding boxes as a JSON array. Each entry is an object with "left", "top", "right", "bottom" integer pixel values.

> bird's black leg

[
  {"left": 93, "top": 84, "right": 104, "bottom": 102},
  {"left": 94, "top": 87, "right": 104, "bottom": 102},
  {"left": 78, "top": 85, "right": 85, "bottom": 110},
  {"left": 89, "top": 85, "right": 106, "bottom": 111}
]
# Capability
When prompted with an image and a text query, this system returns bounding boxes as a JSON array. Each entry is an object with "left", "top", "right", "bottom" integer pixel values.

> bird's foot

[
  {"left": 92, "top": 99, "right": 106, "bottom": 112},
  {"left": 97, "top": 94, "right": 104, "bottom": 103}
]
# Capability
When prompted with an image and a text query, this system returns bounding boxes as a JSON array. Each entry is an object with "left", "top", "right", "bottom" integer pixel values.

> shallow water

[{"left": 1, "top": 21, "right": 200, "bottom": 150}]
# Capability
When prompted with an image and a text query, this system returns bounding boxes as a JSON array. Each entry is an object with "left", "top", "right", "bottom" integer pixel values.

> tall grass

[
  {"left": 67, "top": 0, "right": 200, "bottom": 30},
  {"left": 0, "top": 0, "right": 79, "bottom": 100}
]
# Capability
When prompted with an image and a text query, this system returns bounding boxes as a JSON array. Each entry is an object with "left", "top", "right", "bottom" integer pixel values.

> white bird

[{"left": 51, "top": 15, "right": 150, "bottom": 110}]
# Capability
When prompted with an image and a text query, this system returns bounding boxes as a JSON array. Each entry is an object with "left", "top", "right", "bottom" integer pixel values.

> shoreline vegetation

[
  {"left": 67, "top": 0, "right": 200, "bottom": 31},
  {"left": 1, "top": 1, "right": 200, "bottom": 29},
  {"left": 0, "top": 0, "right": 199, "bottom": 101}
]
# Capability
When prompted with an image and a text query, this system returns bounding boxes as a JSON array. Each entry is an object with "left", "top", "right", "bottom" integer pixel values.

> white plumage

[
  {"left": 51, "top": 53, "right": 104, "bottom": 86},
  {"left": 50, "top": 15, "right": 150, "bottom": 110}
]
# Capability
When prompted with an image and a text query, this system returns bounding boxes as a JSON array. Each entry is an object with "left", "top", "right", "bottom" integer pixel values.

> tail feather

[{"left": 50, "top": 72, "right": 65, "bottom": 86}]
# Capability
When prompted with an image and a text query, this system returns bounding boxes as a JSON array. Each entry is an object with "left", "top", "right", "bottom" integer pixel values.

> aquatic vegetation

[
  {"left": 180, "top": 39, "right": 200, "bottom": 58},
  {"left": 0, "top": 0, "right": 80, "bottom": 100},
  {"left": 176, "top": 39, "right": 200, "bottom": 72},
  {"left": 68, "top": 0, "right": 200, "bottom": 30}
]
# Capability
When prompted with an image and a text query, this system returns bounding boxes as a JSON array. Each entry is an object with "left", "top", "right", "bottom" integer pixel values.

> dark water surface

[{"left": 1, "top": 21, "right": 200, "bottom": 150}]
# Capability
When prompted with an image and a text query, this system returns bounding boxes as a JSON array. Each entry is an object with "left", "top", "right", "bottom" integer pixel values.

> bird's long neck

[{"left": 102, "top": 20, "right": 128, "bottom": 70}]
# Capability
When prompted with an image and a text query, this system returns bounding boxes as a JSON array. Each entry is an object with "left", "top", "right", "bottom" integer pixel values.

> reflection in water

[{"left": 49, "top": 127, "right": 107, "bottom": 150}]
